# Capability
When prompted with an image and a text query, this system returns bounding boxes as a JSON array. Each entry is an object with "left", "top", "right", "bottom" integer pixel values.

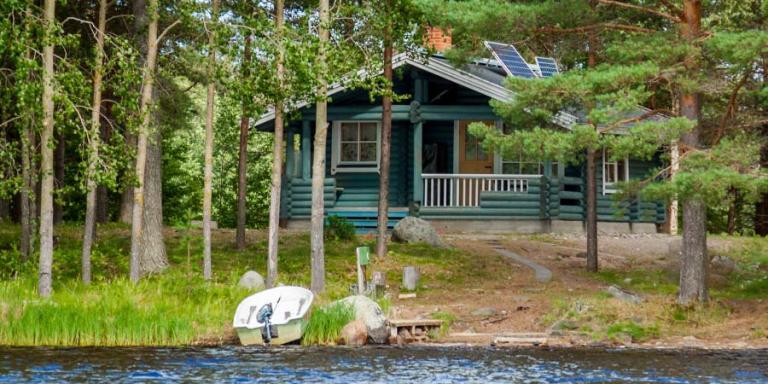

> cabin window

[
  {"left": 331, "top": 121, "right": 381, "bottom": 174},
  {"left": 602, "top": 149, "right": 629, "bottom": 194},
  {"left": 501, "top": 157, "right": 558, "bottom": 176}
]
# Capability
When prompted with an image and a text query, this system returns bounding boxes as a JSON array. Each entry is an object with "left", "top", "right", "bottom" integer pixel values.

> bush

[{"left": 324, "top": 215, "right": 355, "bottom": 242}]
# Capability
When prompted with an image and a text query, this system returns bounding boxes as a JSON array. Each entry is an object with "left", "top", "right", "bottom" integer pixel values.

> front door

[
  {"left": 456, "top": 120, "right": 495, "bottom": 206},
  {"left": 458, "top": 120, "right": 494, "bottom": 174}
]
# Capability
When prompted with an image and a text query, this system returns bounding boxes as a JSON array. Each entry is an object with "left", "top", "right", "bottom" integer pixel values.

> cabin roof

[
  {"left": 253, "top": 50, "right": 662, "bottom": 133},
  {"left": 254, "top": 53, "right": 523, "bottom": 129}
]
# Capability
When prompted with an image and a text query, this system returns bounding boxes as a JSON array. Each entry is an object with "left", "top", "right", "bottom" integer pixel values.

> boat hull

[{"left": 236, "top": 318, "right": 307, "bottom": 346}]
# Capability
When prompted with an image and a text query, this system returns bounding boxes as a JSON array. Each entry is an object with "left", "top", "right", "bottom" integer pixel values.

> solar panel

[
  {"left": 535, "top": 57, "right": 559, "bottom": 77},
  {"left": 485, "top": 41, "right": 536, "bottom": 79}
]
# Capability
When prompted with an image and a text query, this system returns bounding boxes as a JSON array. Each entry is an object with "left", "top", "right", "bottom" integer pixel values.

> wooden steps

[{"left": 326, "top": 209, "right": 408, "bottom": 234}]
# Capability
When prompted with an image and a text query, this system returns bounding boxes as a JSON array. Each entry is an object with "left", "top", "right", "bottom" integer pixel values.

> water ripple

[{"left": 0, "top": 346, "right": 766, "bottom": 383}]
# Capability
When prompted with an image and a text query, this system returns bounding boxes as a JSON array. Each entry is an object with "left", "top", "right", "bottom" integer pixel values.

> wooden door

[{"left": 458, "top": 120, "right": 494, "bottom": 174}]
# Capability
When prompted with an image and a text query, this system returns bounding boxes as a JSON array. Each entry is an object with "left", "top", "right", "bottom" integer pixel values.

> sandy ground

[{"left": 388, "top": 233, "right": 768, "bottom": 349}]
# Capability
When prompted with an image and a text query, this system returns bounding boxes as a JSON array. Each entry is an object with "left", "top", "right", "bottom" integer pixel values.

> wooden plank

[{"left": 390, "top": 319, "right": 443, "bottom": 327}]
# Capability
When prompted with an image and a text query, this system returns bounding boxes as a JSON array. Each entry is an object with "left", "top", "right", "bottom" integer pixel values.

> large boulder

[
  {"left": 392, "top": 216, "right": 447, "bottom": 248},
  {"left": 339, "top": 319, "right": 368, "bottom": 346},
  {"left": 605, "top": 285, "right": 644, "bottom": 304},
  {"left": 238, "top": 270, "right": 265, "bottom": 291},
  {"left": 710, "top": 255, "right": 738, "bottom": 276},
  {"left": 335, "top": 295, "right": 389, "bottom": 344}
]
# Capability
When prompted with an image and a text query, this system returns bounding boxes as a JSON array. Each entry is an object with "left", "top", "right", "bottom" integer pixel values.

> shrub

[{"left": 325, "top": 215, "right": 355, "bottom": 242}]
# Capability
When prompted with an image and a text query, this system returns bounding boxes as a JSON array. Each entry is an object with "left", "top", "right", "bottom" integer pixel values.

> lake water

[{"left": 1, "top": 346, "right": 766, "bottom": 383}]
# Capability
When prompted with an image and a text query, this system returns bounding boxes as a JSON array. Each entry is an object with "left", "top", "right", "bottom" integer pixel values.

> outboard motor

[{"left": 256, "top": 303, "right": 278, "bottom": 344}]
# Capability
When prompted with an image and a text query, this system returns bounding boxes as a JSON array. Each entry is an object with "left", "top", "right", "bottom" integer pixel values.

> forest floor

[{"left": 1, "top": 223, "right": 767, "bottom": 348}]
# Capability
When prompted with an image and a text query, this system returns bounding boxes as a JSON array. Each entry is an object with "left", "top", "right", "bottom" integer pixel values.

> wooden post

[
  {"left": 356, "top": 246, "right": 370, "bottom": 295},
  {"left": 413, "top": 122, "right": 423, "bottom": 205},
  {"left": 301, "top": 120, "right": 311, "bottom": 180},
  {"left": 285, "top": 127, "right": 295, "bottom": 179},
  {"left": 669, "top": 140, "right": 679, "bottom": 235}
]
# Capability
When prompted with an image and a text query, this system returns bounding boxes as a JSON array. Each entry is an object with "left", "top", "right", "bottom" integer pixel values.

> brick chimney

[{"left": 425, "top": 26, "right": 452, "bottom": 53}]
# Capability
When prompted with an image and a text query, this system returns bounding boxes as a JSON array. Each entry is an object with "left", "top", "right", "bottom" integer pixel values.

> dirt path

[
  {"left": 389, "top": 233, "right": 768, "bottom": 349},
  {"left": 488, "top": 239, "right": 552, "bottom": 283}
]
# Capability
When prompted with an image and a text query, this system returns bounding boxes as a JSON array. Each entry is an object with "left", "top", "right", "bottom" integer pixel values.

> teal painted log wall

[{"left": 324, "top": 120, "right": 410, "bottom": 209}]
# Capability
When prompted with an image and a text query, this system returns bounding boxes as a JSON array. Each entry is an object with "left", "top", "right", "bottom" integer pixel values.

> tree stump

[{"left": 402, "top": 266, "right": 420, "bottom": 291}]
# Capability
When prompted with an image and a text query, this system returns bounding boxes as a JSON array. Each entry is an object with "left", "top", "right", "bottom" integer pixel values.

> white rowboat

[{"left": 233, "top": 286, "right": 314, "bottom": 345}]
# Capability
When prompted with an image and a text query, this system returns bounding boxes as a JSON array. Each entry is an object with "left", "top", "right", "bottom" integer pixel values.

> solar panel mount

[
  {"left": 484, "top": 41, "right": 537, "bottom": 79},
  {"left": 535, "top": 57, "right": 559, "bottom": 77}
]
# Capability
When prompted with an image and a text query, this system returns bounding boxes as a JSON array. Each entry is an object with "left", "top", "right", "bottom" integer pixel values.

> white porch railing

[{"left": 422, "top": 173, "right": 534, "bottom": 208}]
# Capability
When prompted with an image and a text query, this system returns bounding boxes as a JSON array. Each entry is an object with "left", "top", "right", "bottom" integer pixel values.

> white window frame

[
  {"left": 500, "top": 158, "right": 554, "bottom": 176},
  {"left": 331, "top": 120, "right": 381, "bottom": 174},
  {"left": 602, "top": 149, "right": 629, "bottom": 195}
]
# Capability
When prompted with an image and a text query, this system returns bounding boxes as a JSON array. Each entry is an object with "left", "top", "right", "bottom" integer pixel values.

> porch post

[
  {"left": 412, "top": 74, "right": 425, "bottom": 206},
  {"left": 413, "top": 121, "right": 423, "bottom": 205},
  {"left": 285, "top": 126, "right": 295, "bottom": 179},
  {"left": 301, "top": 119, "right": 311, "bottom": 179},
  {"left": 543, "top": 160, "right": 553, "bottom": 178}
]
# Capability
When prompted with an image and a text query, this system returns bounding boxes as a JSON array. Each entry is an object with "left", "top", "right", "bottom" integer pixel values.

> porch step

[{"left": 326, "top": 209, "right": 408, "bottom": 234}]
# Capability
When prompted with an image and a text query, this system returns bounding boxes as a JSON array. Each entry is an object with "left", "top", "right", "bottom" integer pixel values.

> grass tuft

[{"left": 301, "top": 303, "right": 355, "bottom": 346}]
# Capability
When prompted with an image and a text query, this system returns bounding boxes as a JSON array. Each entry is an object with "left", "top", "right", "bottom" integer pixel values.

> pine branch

[
  {"left": 713, "top": 70, "right": 752, "bottom": 143},
  {"left": 156, "top": 19, "right": 181, "bottom": 45},
  {"left": 536, "top": 22, "right": 654, "bottom": 34},
  {"left": 597, "top": 0, "right": 682, "bottom": 23},
  {"left": 658, "top": 0, "right": 684, "bottom": 19}
]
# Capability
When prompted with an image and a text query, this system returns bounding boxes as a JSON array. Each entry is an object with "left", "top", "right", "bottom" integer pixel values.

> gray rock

[
  {"left": 339, "top": 319, "right": 367, "bottom": 346},
  {"left": 551, "top": 320, "right": 579, "bottom": 331},
  {"left": 606, "top": 285, "right": 644, "bottom": 304},
  {"left": 391, "top": 216, "right": 447, "bottom": 248},
  {"left": 668, "top": 238, "right": 683, "bottom": 258},
  {"left": 238, "top": 270, "right": 265, "bottom": 291},
  {"left": 471, "top": 307, "right": 498, "bottom": 318},
  {"left": 710, "top": 255, "right": 737, "bottom": 276},
  {"left": 335, "top": 295, "right": 389, "bottom": 344}
]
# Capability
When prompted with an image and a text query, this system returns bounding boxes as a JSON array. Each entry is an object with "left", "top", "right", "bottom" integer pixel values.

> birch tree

[
  {"left": 129, "top": 0, "right": 160, "bottom": 283},
  {"left": 266, "top": 0, "right": 286, "bottom": 288},
  {"left": 236, "top": 35, "right": 253, "bottom": 252},
  {"left": 202, "top": 0, "right": 221, "bottom": 281},
  {"left": 81, "top": 0, "right": 108, "bottom": 285},
  {"left": 310, "top": 0, "right": 331, "bottom": 293},
  {"left": 38, "top": 0, "right": 55, "bottom": 297}
]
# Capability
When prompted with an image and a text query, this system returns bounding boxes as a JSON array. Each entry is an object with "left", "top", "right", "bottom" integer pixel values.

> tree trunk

[
  {"left": 20, "top": 119, "right": 32, "bottom": 261},
  {"left": 310, "top": 0, "right": 330, "bottom": 294},
  {"left": 678, "top": 0, "right": 707, "bottom": 305},
  {"left": 266, "top": 0, "right": 285, "bottom": 288},
  {"left": 38, "top": 0, "right": 56, "bottom": 298},
  {"left": 757, "top": 142, "right": 768, "bottom": 236},
  {"left": 81, "top": 0, "right": 107, "bottom": 285},
  {"left": 376, "top": 5, "right": 393, "bottom": 259},
  {"left": 236, "top": 36, "right": 252, "bottom": 251},
  {"left": 96, "top": 107, "right": 112, "bottom": 224},
  {"left": 202, "top": 0, "right": 220, "bottom": 281},
  {"left": 585, "top": 148, "right": 598, "bottom": 272},
  {"left": 726, "top": 188, "right": 740, "bottom": 235},
  {"left": 129, "top": 0, "right": 160, "bottom": 283},
  {"left": 119, "top": 133, "right": 135, "bottom": 224},
  {"left": 29, "top": 123, "right": 38, "bottom": 255},
  {"left": 139, "top": 129, "right": 168, "bottom": 276},
  {"left": 53, "top": 130, "right": 65, "bottom": 224},
  {"left": 584, "top": 27, "right": 600, "bottom": 272}
]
